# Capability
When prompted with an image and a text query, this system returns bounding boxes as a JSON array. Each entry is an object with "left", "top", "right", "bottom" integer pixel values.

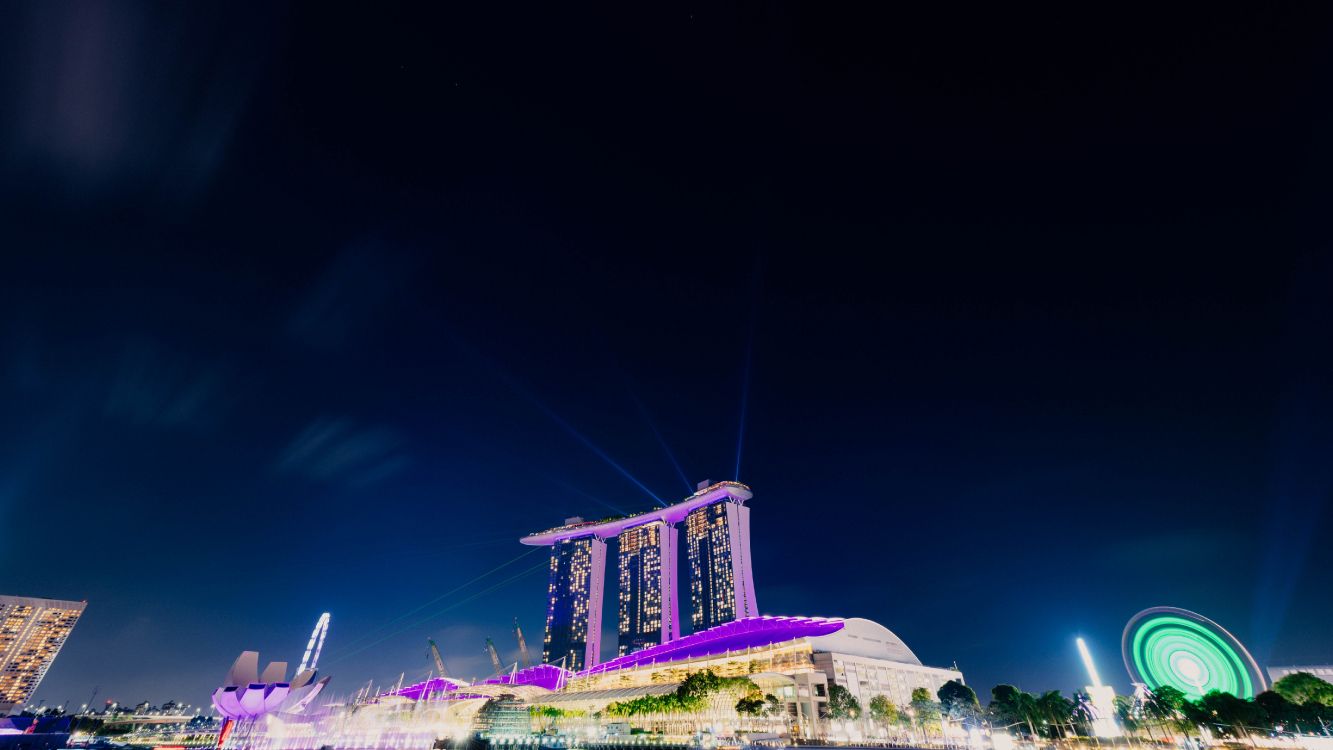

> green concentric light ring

[{"left": 1122, "top": 607, "right": 1265, "bottom": 699}]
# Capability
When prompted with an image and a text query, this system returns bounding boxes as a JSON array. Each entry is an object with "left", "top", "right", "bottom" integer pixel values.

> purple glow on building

[
  {"left": 390, "top": 676, "right": 473, "bottom": 701},
  {"left": 391, "top": 664, "right": 570, "bottom": 700},
  {"left": 520, "top": 482, "right": 752, "bottom": 545},
  {"left": 576, "top": 615, "right": 844, "bottom": 677},
  {"left": 488, "top": 663, "right": 568, "bottom": 690},
  {"left": 388, "top": 617, "right": 841, "bottom": 702},
  {"left": 211, "top": 651, "right": 328, "bottom": 720}
]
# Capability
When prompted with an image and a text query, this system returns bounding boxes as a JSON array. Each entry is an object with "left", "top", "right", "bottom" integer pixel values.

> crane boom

[
  {"left": 484, "top": 638, "right": 503, "bottom": 674},
  {"left": 513, "top": 618, "right": 532, "bottom": 667},
  {"left": 427, "top": 638, "right": 448, "bottom": 678}
]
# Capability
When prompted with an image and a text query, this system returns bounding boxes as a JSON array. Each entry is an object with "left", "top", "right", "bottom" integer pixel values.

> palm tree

[{"left": 1035, "top": 691, "right": 1074, "bottom": 739}]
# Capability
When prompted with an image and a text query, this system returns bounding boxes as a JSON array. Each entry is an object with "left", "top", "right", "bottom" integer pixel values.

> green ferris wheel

[{"left": 1122, "top": 607, "right": 1267, "bottom": 699}]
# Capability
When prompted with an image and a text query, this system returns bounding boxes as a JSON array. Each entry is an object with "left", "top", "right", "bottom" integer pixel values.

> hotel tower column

[{"left": 540, "top": 534, "right": 606, "bottom": 671}]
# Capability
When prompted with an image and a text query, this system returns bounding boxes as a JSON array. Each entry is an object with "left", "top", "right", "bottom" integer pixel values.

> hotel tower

[
  {"left": 617, "top": 520, "right": 680, "bottom": 656},
  {"left": 685, "top": 496, "right": 758, "bottom": 632},
  {"left": 0, "top": 595, "right": 86, "bottom": 714},
  {"left": 541, "top": 535, "right": 606, "bottom": 672},
  {"left": 523, "top": 481, "right": 754, "bottom": 667}
]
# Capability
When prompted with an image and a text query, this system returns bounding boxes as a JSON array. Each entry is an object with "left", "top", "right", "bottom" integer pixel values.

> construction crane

[
  {"left": 484, "top": 638, "right": 503, "bottom": 674},
  {"left": 427, "top": 638, "right": 449, "bottom": 678},
  {"left": 513, "top": 618, "right": 532, "bottom": 668}
]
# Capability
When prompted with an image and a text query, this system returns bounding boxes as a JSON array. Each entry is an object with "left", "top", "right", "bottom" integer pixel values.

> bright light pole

[{"left": 1077, "top": 637, "right": 1122, "bottom": 738}]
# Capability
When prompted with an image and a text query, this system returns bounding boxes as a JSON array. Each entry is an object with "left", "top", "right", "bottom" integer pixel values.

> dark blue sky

[{"left": 2, "top": 3, "right": 1331, "bottom": 710}]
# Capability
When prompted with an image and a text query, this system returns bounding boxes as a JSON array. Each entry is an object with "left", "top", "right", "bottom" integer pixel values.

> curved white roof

[{"left": 807, "top": 617, "right": 922, "bottom": 665}]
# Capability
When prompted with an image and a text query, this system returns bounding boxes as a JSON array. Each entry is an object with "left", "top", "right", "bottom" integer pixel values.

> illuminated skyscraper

[
  {"left": 541, "top": 535, "right": 606, "bottom": 671},
  {"left": 0, "top": 595, "right": 86, "bottom": 714},
  {"left": 522, "top": 482, "right": 753, "bottom": 662},
  {"left": 686, "top": 496, "right": 757, "bottom": 632},
  {"left": 617, "top": 520, "right": 680, "bottom": 656}
]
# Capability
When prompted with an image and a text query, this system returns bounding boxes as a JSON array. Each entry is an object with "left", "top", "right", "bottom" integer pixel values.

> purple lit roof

[
  {"left": 388, "top": 617, "right": 843, "bottom": 700},
  {"left": 487, "top": 663, "right": 568, "bottom": 690},
  {"left": 576, "top": 615, "right": 844, "bottom": 677},
  {"left": 521, "top": 481, "right": 753, "bottom": 545},
  {"left": 390, "top": 676, "right": 472, "bottom": 701},
  {"left": 391, "top": 663, "right": 569, "bottom": 700}
]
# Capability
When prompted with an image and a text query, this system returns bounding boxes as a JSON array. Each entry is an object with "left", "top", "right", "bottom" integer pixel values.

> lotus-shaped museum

[{"left": 211, "top": 651, "right": 330, "bottom": 720}]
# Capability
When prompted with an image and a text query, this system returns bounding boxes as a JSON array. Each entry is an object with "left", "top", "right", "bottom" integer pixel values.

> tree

[
  {"left": 1145, "top": 685, "right": 1196, "bottom": 735},
  {"left": 911, "top": 687, "right": 942, "bottom": 732},
  {"left": 1034, "top": 691, "right": 1073, "bottom": 738},
  {"left": 604, "top": 670, "right": 758, "bottom": 717},
  {"left": 1071, "top": 694, "right": 1094, "bottom": 737},
  {"left": 938, "top": 680, "right": 981, "bottom": 726},
  {"left": 677, "top": 670, "right": 722, "bottom": 704},
  {"left": 828, "top": 684, "right": 861, "bottom": 720},
  {"left": 1178, "top": 696, "right": 1211, "bottom": 732},
  {"left": 1255, "top": 691, "right": 1299, "bottom": 728},
  {"left": 1296, "top": 695, "right": 1333, "bottom": 726},
  {"left": 1197, "top": 690, "right": 1264, "bottom": 738},
  {"left": 1273, "top": 673, "right": 1333, "bottom": 707},
  {"left": 989, "top": 685, "right": 1039, "bottom": 739},
  {"left": 736, "top": 693, "right": 766, "bottom": 716},
  {"left": 1147, "top": 686, "right": 1187, "bottom": 718},
  {"left": 1113, "top": 694, "right": 1141, "bottom": 733},
  {"left": 764, "top": 693, "right": 784, "bottom": 719},
  {"left": 869, "top": 695, "right": 900, "bottom": 727}
]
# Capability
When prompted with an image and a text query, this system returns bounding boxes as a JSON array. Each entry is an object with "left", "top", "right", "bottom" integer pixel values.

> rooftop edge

[{"left": 520, "top": 480, "right": 753, "bottom": 545}]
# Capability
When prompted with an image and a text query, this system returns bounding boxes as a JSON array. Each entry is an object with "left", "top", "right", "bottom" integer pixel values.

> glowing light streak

[
  {"left": 334, "top": 546, "right": 541, "bottom": 653},
  {"left": 1077, "top": 637, "right": 1103, "bottom": 687},
  {"left": 489, "top": 368, "right": 665, "bottom": 507},
  {"left": 328, "top": 560, "right": 550, "bottom": 664},
  {"left": 628, "top": 389, "right": 692, "bottom": 494}
]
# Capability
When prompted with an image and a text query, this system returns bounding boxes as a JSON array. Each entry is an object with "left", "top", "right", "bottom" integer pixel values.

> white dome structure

[{"left": 808, "top": 617, "right": 923, "bottom": 664}]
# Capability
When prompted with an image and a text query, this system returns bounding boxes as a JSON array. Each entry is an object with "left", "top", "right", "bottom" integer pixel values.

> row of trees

[
  {"left": 604, "top": 671, "right": 764, "bottom": 717},
  {"left": 824, "top": 672, "right": 1333, "bottom": 740},
  {"left": 1121, "top": 677, "right": 1333, "bottom": 739},
  {"left": 827, "top": 680, "right": 972, "bottom": 731}
]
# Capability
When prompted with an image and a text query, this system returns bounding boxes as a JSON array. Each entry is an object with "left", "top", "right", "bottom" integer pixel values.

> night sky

[{"left": 3, "top": 3, "right": 1332, "bottom": 711}]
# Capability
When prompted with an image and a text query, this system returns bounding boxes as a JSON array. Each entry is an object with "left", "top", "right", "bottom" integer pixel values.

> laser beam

[{"left": 627, "top": 389, "right": 692, "bottom": 494}]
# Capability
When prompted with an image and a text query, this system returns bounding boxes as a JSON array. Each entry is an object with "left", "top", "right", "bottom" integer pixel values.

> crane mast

[
  {"left": 513, "top": 618, "right": 532, "bottom": 667},
  {"left": 427, "top": 638, "right": 448, "bottom": 678},
  {"left": 484, "top": 638, "right": 503, "bottom": 674}
]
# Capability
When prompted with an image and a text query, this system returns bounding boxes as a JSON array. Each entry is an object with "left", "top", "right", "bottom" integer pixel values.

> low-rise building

[
  {"left": 1268, "top": 665, "right": 1333, "bottom": 684},
  {"left": 810, "top": 617, "right": 964, "bottom": 709}
]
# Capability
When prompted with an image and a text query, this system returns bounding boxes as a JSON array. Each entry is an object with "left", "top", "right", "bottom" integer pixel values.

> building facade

[
  {"left": 1268, "top": 665, "right": 1333, "bottom": 684},
  {"left": 522, "top": 482, "right": 755, "bottom": 665},
  {"left": 537, "top": 615, "right": 960, "bottom": 740},
  {"left": 685, "top": 498, "right": 758, "bottom": 632},
  {"left": 809, "top": 618, "right": 964, "bottom": 710},
  {"left": 616, "top": 521, "right": 680, "bottom": 656},
  {"left": 0, "top": 595, "right": 86, "bottom": 714},
  {"left": 541, "top": 536, "right": 606, "bottom": 672}
]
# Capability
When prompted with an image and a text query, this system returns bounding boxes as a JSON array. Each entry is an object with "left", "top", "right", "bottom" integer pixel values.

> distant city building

[
  {"left": 616, "top": 520, "right": 680, "bottom": 656},
  {"left": 685, "top": 496, "right": 758, "bottom": 632},
  {"left": 1268, "top": 665, "right": 1333, "bottom": 683},
  {"left": 0, "top": 595, "right": 86, "bottom": 714},
  {"left": 541, "top": 534, "right": 606, "bottom": 671}
]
